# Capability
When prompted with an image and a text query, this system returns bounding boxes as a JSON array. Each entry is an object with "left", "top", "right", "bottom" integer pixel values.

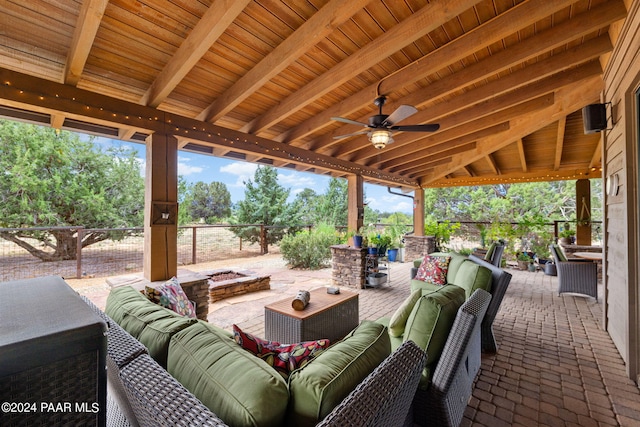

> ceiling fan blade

[
  {"left": 391, "top": 123, "right": 440, "bottom": 132},
  {"left": 332, "top": 130, "right": 370, "bottom": 140},
  {"left": 383, "top": 105, "right": 418, "bottom": 126},
  {"left": 331, "top": 116, "right": 369, "bottom": 127}
]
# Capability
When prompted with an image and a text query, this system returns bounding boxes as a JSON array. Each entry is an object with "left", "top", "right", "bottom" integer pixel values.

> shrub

[{"left": 280, "top": 224, "right": 341, "bottom": 269}]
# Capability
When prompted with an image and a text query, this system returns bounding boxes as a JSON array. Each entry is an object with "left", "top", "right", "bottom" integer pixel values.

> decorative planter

[
  {"left": 387, "top": 248, "right": 398, "bottom": 262},
  {"left": 544, "top": 263, "right": 557, "bottom": 276},
  {"left": 517, "top": 260, "right": 529, "bottom": 270},
  {"left": 527, "top": 263, "right": 536, "bottom": 272},
  {"left": 368, "top": 247, "right": 378, "bottom": 255},
  {"left": 367, "top": 273, "right": 387, "bottom": 287},
  {"left": 353, "top": 235, "right": 363, "bottom": 248}
]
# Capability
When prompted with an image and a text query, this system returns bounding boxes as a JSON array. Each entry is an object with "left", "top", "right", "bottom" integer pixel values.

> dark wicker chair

[
  {"left": 487, "top": 242, "right": 505, "bottom": 267},
  {"left": 468, "top": 254, "right": 512, "bottom": 353},
  {"left": 317, "top": 341, "right": 426, "bottom": 427},
  {"left": 549, "top": 244, "right": 598, "bottom": 299},
  {"left": 413, "top": 289, "right": 491, "bottom": 427}
]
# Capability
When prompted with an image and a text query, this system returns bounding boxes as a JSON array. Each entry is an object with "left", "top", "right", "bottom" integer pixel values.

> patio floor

[{"left": 77, "top": 255, "right": 640, "bottom": 426}]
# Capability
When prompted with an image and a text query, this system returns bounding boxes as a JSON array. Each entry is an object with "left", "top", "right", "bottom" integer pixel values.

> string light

[{"left": 0, "top": 80, "right": 418, "bottom": 187}]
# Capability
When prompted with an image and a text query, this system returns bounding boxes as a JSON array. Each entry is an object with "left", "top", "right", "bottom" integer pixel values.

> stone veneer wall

[
  {"left": 331, "top": 244, "right": 366, "bottom": 289},
  {"left": 107, "top": 269, "right": 210, "bottom": 321},
  {"left": 207, "top": 272, "right": 271, "bottom": 302},
  {"left": 404, "top": 235, "right": 436, "bottom": 263}
]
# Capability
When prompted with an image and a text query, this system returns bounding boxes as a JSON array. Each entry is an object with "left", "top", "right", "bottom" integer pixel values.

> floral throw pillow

[
  {"left": 232, "top": 324, "right": 330, "bottom": 379},
  {"left": 415, "top": 255, "right": 451, "bottom": 286},
  {"left": 156, "top": 277, "right": 197, "bottom": 318}
]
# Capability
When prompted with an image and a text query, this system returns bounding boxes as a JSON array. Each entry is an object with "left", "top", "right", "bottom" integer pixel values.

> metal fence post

[
  {"left": 192, "top": 226, "right": 197, "bottom": 265},
  {"left": 76, "top": 227, "right": 83, "bottom": 279}
]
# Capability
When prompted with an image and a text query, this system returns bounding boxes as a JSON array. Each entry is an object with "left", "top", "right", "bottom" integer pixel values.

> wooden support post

[
  {"left": 414, "top": 188, "right": 425, "bottom": 236},
  {"left": 143, "top": 133, "right": 178, "bottom": 281},
  {"left": 347, "top": 175, "right": 364, "bottom": 242},
  {"left": 576, "top": 179, "right": 592, "bottom": 245}
]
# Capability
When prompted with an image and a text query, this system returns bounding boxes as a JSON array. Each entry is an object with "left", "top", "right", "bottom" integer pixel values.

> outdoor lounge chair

[{"left": 549, "top": 244, "right": 598, "bottom": 299}]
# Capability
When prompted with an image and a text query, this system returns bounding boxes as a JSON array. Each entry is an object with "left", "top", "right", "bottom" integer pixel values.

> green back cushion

[
  {"left": 403, "top": 284, "right": 465, "bottom": 384},
  {"left": 484, "top": 242, "right": 496, "bottom": 260},
  {"left": 105, "top": 286, "right": 196, "bottom": 367},
  {"left": 287, "top": 321, "right": 390, "bottom": 427},
  {"left": 388, "top": 289, "right": 422, "bottom": 337},
  {"left": 442, "top": 252, "right": 468, "bottom": 283},
  {"left": 168, "top": 321, "right": 289, "bottom": 427},
  {"left": 452, "top": 260, "right": 493, "bottom": 299},
  {"left": 411, "top": 279, "right": 440, "bottom": 294}
]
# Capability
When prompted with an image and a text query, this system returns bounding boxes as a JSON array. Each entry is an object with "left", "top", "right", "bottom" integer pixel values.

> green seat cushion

[
  {"left": 452, "top": 260, "right": 493, "bottom": 299},
  {"left": 411, "top": 279, "right": 441, "bottom": 294},
  {"left": 105, "top": 286, "right": 197, "bottom": 367},
  {"left": 287, "top": 320, "right": 390, "bottom": 427},
  {"left": 403, "top": 284, "right": 465, "bottom": 385},
  {"left": 168, "top": 321, "right": 289, "bottom": 427},
  {"left": 388, "top": 289, "right": 422, "bottom": 337}
]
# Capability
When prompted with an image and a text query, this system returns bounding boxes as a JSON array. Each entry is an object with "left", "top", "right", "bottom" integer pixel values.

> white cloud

[
  {"left": 278, "top": 171, "right": 316, "bottom": 188},
  {"left": 178, "top": 159, "right": 204, "bottom": 176},
  {"left": 219, "top": 162, "right": 258, "bottom": 187}
]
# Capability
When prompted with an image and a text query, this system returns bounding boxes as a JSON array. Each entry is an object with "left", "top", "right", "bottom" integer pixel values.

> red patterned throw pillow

[
  {"left": 155, "top": 277, "right": 197, "bottom": 318},
  {"left": 415, "top": 255, "right": 451, "bottom": 285},
  {"left": 232, "top": 324, "right": 330, "bottom": 378}
]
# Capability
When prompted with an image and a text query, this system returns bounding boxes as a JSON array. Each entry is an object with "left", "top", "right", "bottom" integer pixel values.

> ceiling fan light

[{"left": 370, "top": 130, "right": 391, "bottom": 149}]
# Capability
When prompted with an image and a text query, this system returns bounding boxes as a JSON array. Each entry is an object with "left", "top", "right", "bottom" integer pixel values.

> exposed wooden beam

[
  {"left": 312, "top": 33, "right": 611, "bottom": 156},
  {"left": 118, "top": 127, "right": 137, "bottom": 141},
  {"left": 366, "top": 91, "right": 558, "bottom": 171},
  {"left": 517, "top": 139, "right": 528, "bottom": 173},
  {"left": 590, "top": 138, "right": 603, "bottom": 169},
  {"left": 419, "top": 76, "right": 603, "bottom": 185},
  {"left": 197, "top": 0, "right": 371, "bottom": 122},
  {"left": 141, "top": 0, "right": 250, "bottom": 107},
  {"left": 283, "top": 0, "right": 622, "bottom": 146},
  {"left": 426, "top": 168, "right": 602, "bottom": 188},
  {"left": 463, "top": 166, "right": 475, "bottom": 177},
  {"left": 64, "top": 0, "right": 109, "bottom": 85},
  {"left": 50, "top": 113, "right": 65, "bottom": 130},
  {"left": 554, "top": 117, "right": 567, "bottom": 170},
  {"left": 389, "top": 142, "right": 478, "bottom": 174},
  {"left": 486, "top": 154, "right": 500, "bottom": 175},
  {"left": 0, "top": 67, "right": 418, "bottom": 188},
  {"left": 239, "top": 0, "right": 480, "bottom": 134}
]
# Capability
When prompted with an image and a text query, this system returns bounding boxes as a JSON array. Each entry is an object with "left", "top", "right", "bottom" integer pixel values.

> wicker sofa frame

[{"left": 80, "top": 296, "right": 426, "bottom": 427}]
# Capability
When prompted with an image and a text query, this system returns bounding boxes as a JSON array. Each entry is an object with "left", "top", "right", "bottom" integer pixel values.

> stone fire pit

[{"left": 201, "top": 269, "right": 271, "bottom": 302}]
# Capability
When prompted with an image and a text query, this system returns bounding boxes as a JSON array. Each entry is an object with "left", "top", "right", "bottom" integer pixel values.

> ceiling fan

[{"left": 331, "top": 96, "right": 440, "bottom": 149}]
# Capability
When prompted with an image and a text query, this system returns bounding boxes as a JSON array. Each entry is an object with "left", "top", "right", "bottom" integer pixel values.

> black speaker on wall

[{"left": 582, "top": 103, "right": 608, "bottom": 134}]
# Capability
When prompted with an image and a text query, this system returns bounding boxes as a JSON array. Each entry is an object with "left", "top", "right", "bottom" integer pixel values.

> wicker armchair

[
  {"left": 317, "top": 341, "right": 426, "bottom": 427},
  {"left": 413, "top": 289, "right": 492, "bottom": 427},
  {"left": 549, "top": 244, "right": 598, "bottom": 299}
]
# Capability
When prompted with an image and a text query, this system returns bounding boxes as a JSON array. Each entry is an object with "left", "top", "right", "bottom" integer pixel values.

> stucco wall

[{"left": 603, "top": 0, "right": 640, "bottom": 380}]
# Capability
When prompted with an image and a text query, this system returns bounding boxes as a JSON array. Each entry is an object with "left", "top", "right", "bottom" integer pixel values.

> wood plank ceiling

[{"left": 0, "top": 0, "right": 629, "bottom": 191}]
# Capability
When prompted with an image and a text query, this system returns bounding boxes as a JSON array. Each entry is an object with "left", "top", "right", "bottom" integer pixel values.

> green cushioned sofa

[{"left": 98, "top": 285, "right": 424, "bottom": 427}]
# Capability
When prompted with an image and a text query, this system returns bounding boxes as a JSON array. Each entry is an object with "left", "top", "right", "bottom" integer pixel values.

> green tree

[
  {"left": 232, "top": 166, "right": 299, "bottom": 251},
  {"left": 0, "top": 120, "right": 144, "bottom": 261},
  {"left": 183, "top": 181, "right": 231, "bottom": 224},
  {"left": 291, "top": 188, "right": 318, "bottom": 224},
  {"left": 314, "top": 178, "right": 348, "bottom": 225}
]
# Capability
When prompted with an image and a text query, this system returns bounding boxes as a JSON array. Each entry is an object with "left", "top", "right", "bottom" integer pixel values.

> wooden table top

[
  {"left": 264, "top": 287, "right": 358, "bottom": 320},
  {"left": 573, "top": 251, "right": 603, "bottom": 261}
]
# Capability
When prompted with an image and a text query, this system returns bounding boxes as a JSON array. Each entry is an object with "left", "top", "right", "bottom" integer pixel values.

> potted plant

[
  {"left": 517, "top": 252, "right": 532, "bottom": 270},
  {"left": 349, "top": 227, "right": 364, "bottom": 248},
  {"left": 559, "top": 228, "right": 573, "bottom": 246}
]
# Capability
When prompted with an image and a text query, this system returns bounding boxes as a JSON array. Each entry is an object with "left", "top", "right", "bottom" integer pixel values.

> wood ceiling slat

[{"left": 285, "top": 0, "right": 604, "bottom": 149}]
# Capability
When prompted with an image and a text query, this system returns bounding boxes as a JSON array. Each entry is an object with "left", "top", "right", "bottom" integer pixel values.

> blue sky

[{"left": 93, "top": 136, "right": 415, "bottom": 215}]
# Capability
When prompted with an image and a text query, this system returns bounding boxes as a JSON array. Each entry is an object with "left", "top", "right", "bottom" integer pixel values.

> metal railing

[{"left": 0, "top": 224, "right": 287, "bottom": 281}]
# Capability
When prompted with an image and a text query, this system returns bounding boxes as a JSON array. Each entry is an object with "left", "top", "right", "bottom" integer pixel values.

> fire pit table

[{"left": 264, "top": 287, "right": 359, "bottom": 343}]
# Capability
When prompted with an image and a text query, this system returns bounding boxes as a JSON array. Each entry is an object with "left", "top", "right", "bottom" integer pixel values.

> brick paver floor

[{"left": 78, "top": 255, "right": 640, "bottom": 426}]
